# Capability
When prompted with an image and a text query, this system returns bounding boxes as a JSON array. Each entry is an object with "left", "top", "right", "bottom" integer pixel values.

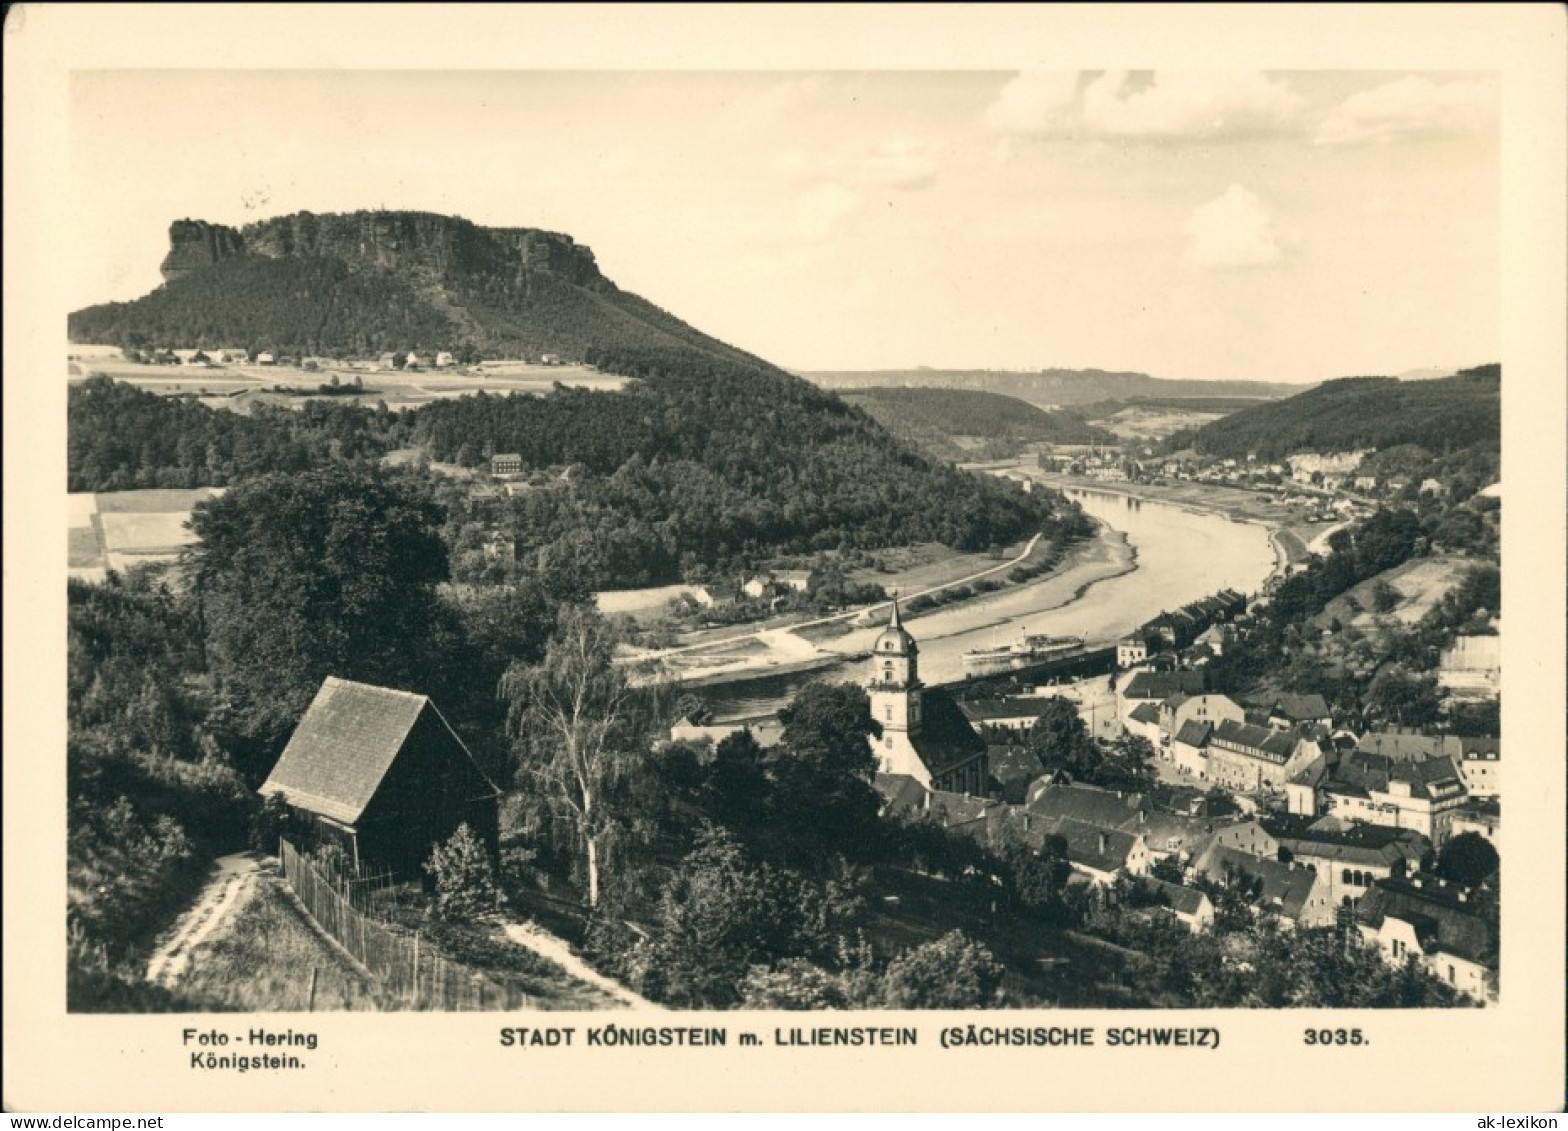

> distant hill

[
  {"left": 1167, "top": 365, "right": 1500, "bottom": 462},
  {"left": 69, "top": 211, "right": 773, "bottom": 367},
  {"left": 840, "top": 387, "right": 1115, "bottom": 462},
  {"left": 800, "top": 368, "right": 1304, "bottom": 408},
  {"left": 1068, "top": 395, "right": 1275, "bottom": 421}
]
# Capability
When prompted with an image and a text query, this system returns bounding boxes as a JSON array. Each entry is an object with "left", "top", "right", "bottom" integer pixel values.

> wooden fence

[{"left": 280, "top": 839, "right": 531, "bottom": 1011}]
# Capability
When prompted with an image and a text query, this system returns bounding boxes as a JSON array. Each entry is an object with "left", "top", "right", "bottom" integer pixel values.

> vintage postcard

[{"left": 5, "top": 3, "right": 1564, "bottom": 1114}]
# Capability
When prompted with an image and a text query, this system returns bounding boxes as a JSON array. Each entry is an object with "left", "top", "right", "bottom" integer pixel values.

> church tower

[{"left": 867, "top": 596, "right": 927, "bottom": 781}]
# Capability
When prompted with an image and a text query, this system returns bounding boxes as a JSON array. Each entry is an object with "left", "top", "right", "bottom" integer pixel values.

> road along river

[{"left": 698, "top": 488, "right": 1277, "bottom": 721}]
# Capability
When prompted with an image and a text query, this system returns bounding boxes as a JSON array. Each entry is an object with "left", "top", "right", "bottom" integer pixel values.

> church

[{"left": 866, "top": 597, "right": 991, "bottom": 796}]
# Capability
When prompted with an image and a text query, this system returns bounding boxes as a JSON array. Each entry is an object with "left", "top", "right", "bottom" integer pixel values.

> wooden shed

[{"left": 260, "top": 677, "right": 500, "bottom": 878}]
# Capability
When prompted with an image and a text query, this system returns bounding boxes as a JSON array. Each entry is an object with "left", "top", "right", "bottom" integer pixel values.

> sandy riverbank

[
  {"left": 638, "top": 520, "right": 1135, "bottom": 684},
  {"left": 1038, "top": 474, "right": 1328, "bottom": 583}
]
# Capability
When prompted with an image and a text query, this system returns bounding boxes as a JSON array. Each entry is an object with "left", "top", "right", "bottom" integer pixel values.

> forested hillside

[
  {"left": 70, "top": 352, "right": 1088, "bottom": 590},
  {"left": 1166, "top": 366, "right": 1500, "bottom": 461},
  {"left": 840, "top": 387, "right": 1113, "bottom": 461}
]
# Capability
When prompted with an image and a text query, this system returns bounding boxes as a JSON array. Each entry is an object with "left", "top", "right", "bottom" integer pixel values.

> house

[
  {"left": 1145, "top": 609, "right": 1199, "bottom": 649},
  {"left": 873, "top": 772, "right": 931, "bottom": 821},
  {"left": 259, "top": 677, "right": 501, "bottom": 877},
  {"left": 1125, "top": 701, "right": 1163, "bottom": 747},
  {"left": 1190, "top": 844, "right": 1331, "bottom": 927},
  {"left": 376, "top": 352, "right": 399, "bottom": 370},
  {"left": 1118, "top": 670, "right": 1205, "bottom": 726},
  {"left": 668, "top": 716, "right": 783, "bottom": 750},
  {"left": 865, "top": 599, "right": 989, "bottom": 796},
  {"left": 1193, "top": 624, "right": 1232, "bottom": 656},
  {"left": 1023, "top": 782, "right": 1219, "bottom": 864},
  {"left": 1320, "top": 751, "right": 1468, "bottom": 845},
  {"left": 435, "top": 351, "right": 455, "bottom": 368},
  {"left": 256, "top": 351, "right": 276, "bottom": 366},
  {"left": 491, "top": 453, "right": 524, "bottom": 477},
  {"left": 1206, "top": 720, "right": 1322, "bottom": 794},
  {"left": 1263, "top": 816, "right": 1427, "bottom": 912},
  {"left": 774, "top": 569, "right": 813, "bottom": 593},
  {"left": 1158, "top": 693, "right": 1244, "bottom": 747},
  {"left": 480, "top": 531, "right": 515, "bottom": 565},
  {"left": 1197, "top": 818, "right": 1280, "bottom": 861},
  {"left": 1171, "top": 720, "right": 1213, "bottom": 779},
  {"left": 743, "top": 569, "right": 814, "bottom": 599},
  {"left": 1454, "top": 739, "right": 1500, "bottom": 799},
  {"left": 959, "top": 697, "right": 1049, "bottom": 737},
  {"left": 1135, "top": 878, "right": 1215, "bottom": 933},
  {"left": 1117, "top": 633, "right": 1159, "bottom": 669},
  {"left": 1254, "top": 694, "right": 1332, "bottom": 731},
  {"left": 1449, "top": 798, "right": 1500, "bottom": 844},
  {"left": 1042, "top": 818, "right": 1149, "bottom": 885},
  {"left": 1419, "top": 478, "right": 1446, "bottom": 496},
  {"left": 1355, "top": 879, "right": 1496, "bottom": 1002},
  {"left": 1438, "top": 624, "right": 1501, "bottom": 701},
  {"left": 1354, "top": 475, "right": 1379, "bottom": 492}
]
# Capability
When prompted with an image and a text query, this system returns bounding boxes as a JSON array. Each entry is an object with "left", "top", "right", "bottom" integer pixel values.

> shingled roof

[
  {"left": 1211, "top": 719, "right": 1299, "bottom": 763},
  {"left": 260, "top": 677, "right": 485, "bottom": 825},
  {"left": 1122, "top": 671, "right": 1206, "bottom": 701}
]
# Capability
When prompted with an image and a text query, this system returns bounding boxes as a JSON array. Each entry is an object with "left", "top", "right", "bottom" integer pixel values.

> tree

[
  {"left": 1366, "top": 668, "right": 1442, "bottom": 728},
  {"left": 187, "top": 467, "right": 450, "bottom": 769},
  {"left": 1371, "top": 579, "right": 1401, "bottom": 614},
  {"left": 631, "top": 827, "right": 861, "bottom": 1008},
  {"left": 880, "top": 931, "right": 1005, "bottom": 1008},
  {"left": 500, "top": 605, "right": 640, "bottom": 909},
  {"left": 1435, "top": 833, "right": 1499, "bottom": 890},
  {"left": 764, "top": 683, "right": 883, "bottom": 867},
  {"left": 1027, "top": 697, "right": 1095, "bottom": 778},
  {"left": 424, "top": 823, "right": 501, "bottom": 922}
]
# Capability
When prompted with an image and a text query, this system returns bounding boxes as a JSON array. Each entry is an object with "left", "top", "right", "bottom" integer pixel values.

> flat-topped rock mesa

[
  {"left": 159, "top": 220, "right": 247, "bottom": 283},
  {"left": 159, "top": 211, "right": 610, "bottom": 293}
]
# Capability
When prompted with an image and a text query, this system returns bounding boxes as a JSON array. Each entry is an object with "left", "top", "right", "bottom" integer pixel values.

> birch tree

[{"left": 500, "top": 605, "right": 636, "bottom": 909}]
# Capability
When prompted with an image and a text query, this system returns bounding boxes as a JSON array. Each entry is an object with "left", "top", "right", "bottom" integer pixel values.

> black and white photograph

[{"left": 6, "top": 3, "right": 1564, "bottom": 1115}]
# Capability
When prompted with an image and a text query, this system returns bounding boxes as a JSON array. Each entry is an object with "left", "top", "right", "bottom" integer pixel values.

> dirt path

[
  {"left": 500, "top": 921, "right": 660, "bottom": 1011},
  {"left": 145, "top": 852, "right": 265, "bottom": 988}
]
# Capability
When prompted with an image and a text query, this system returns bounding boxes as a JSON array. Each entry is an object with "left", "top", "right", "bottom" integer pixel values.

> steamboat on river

[{"left": 961, "top": 632, "right": 1086, "bottom": 674}]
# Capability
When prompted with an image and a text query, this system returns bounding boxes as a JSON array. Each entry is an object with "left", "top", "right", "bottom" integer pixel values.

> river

[{"left": 700, "top": 487, "right": 1276, "bottom": 721}]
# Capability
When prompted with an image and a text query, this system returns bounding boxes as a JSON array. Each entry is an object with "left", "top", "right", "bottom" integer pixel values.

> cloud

[
  {"left": 793, "top": 183, "right": 863, "bottom": 241},
  {"left": 858, "top": 139, "right": 937, "bottom": 190},
  {"left": 1186, "top": 184, "right": 1295, "bottom": 268},
  {"left": 983, "top": 71, "right": 1080, "bottom": 135},
  {"left": 717, "top": 75, "right": 830, "bottom": 137},
  {"left": 1315, "top": 75, "right": 1497, "bottom": 146},
  {"left": 985, "top": 69, "right": 1306, "bottom": 141},
  {"left": 1082, "top": 71, "right": 1306, "bottom": 138},
  {"left": 774, "top": 139, "right": 938, "bottom": 192}
]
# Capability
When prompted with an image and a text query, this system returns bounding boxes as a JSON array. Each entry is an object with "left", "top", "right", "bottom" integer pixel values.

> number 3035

[{"left": 1304, "top": 1029, "right": 1366, "bottom": 1046}]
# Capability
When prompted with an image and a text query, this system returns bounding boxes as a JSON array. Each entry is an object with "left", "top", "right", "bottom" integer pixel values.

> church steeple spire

[{"left": 888, "top": 592, "right": 902, "bottom": 630}]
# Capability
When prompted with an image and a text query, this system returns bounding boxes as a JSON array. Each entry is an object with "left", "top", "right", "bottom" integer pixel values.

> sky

[{"left": 69, "top": 69, "right": 1499, "bottom": 383}]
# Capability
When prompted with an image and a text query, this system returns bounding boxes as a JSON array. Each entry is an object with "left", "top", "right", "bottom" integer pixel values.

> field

[
  {"left": 846, "top": 539, "right": 1035, "bottom": 595},
  {"left": 1097, "top": 406, "right": 1230, "bottom": 444},
  {"left": 70, "top": 354, "right": 628, "bottom": 413},
  {"left": 68, "top": 488, "right": 225, "bottom": 580},
  {"left": 1314, "top": 555, "right": 1481, "bottom": 632}
]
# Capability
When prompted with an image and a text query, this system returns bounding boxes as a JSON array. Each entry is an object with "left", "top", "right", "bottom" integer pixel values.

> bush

[
  {"left": 424, "top": 824, "right": 501, "bottom": 923},
  {"left": 880, "top": 930, "right": 1006, "bottom": 1008}
]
